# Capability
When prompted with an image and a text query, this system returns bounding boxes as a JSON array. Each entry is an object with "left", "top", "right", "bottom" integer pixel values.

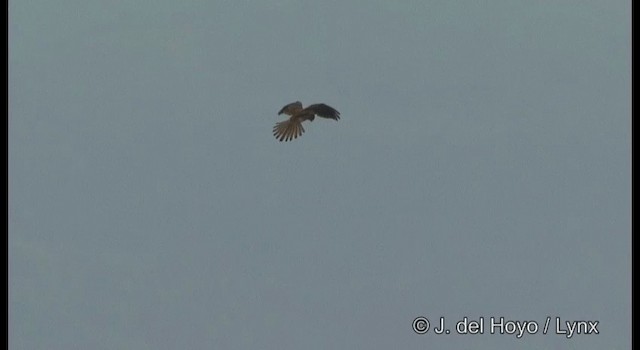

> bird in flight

[{"left": 273, "top": 101, "right": 340, "bottom": 142}]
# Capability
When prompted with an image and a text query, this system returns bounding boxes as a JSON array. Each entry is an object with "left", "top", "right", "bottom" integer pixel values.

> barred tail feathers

[{"left": 273, "top": 118, "right": 305, "bottom": 142}]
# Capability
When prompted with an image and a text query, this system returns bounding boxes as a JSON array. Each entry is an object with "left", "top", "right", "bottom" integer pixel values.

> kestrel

[{"left": 273, "top": 101, "right": 340, "bottom": 142}]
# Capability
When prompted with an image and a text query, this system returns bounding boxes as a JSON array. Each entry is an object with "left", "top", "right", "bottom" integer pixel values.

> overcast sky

[{"left": 9, "top": 1, "right": 630, "bottom": 349}]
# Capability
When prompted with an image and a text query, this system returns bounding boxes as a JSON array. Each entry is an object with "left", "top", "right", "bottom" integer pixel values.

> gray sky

[{"left": 9, "top": 1, "right": 630, "bottom": 349}]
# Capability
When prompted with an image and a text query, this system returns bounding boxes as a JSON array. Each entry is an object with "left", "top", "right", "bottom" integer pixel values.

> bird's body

[{"left": 273, "top": 101, "right": 340, "bottom": 141}]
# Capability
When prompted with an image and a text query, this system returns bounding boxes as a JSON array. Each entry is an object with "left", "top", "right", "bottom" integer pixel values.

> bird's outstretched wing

[
  {"left": 278, "top": 101, "right": 303, "bottom": 116},
  {"left": 273, "top": 117, "right": 305, "bottom": 142},
  {"left": 303, "top": 103, "right": 340, "bottom": 120}
]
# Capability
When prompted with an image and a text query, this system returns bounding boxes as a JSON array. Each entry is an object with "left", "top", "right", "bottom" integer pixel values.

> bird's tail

[{"left": 273, "top": 118, "right": 305, "bottom": 142}]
